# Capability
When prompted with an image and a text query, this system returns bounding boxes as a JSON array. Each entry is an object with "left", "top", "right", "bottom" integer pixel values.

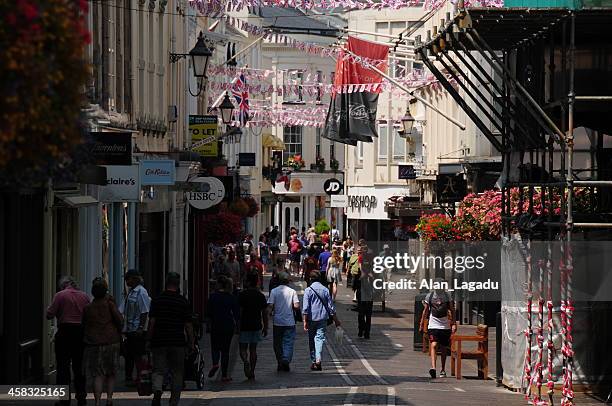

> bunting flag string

[{"left": 189, "top": 0, "right": 502, "bottom": 13}]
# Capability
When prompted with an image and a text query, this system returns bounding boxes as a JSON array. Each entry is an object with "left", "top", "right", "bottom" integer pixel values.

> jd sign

[{"left": 323, "top": 178, "right": 343, "bottom": 195}]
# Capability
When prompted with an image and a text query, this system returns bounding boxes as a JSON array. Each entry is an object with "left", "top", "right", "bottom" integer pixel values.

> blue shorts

[{"left": 239, "top": 330, "right": 263, "bottom": 344}]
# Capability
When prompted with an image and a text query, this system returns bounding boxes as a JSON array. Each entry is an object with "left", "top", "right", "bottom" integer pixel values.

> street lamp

[
  {"left": 218, "top": 93, "right": 235, "bottom": 125},
  {"left": 169, "top": 31, "right": 213, "bottom": 97},
  {"left": 190, "top": 32, "right": 213, "bottom": 79},
  {"left": 401, "top": 104, "right": 416, "bottom": 136}
]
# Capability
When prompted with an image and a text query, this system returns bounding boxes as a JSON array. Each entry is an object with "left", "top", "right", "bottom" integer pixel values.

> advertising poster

[{"left": 189, "top": 115, "right": 219, "bottom": 157}]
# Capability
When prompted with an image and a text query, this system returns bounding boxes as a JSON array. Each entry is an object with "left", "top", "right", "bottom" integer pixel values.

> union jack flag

[{"left": 231, "top": 74, "right": 249, "bottom": 126}]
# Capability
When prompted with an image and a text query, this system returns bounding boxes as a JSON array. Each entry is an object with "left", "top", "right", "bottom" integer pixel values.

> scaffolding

[{"left": 415, "top": 7, "right": 612, "bottom": 405}]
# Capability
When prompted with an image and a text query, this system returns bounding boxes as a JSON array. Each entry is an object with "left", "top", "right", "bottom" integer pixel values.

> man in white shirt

[{"left": 267, "top": 271, "right": 300, "bottom": 372}]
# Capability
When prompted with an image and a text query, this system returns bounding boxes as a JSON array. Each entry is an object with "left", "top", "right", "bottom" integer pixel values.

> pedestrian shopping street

[{"left": 13, "top": 273, "right": 601, "bottom": 406}]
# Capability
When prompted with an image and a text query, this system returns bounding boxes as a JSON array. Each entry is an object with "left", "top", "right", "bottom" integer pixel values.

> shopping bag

[
  {"left": 135, "top": 355, "right": 153, "bottom": 396},
  {"left": 335, "top": 327, "right": 344, "bottom": 345}
]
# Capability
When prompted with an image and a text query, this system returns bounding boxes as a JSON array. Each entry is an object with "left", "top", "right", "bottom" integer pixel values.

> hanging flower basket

[
  {"left": 243, "top": 195, "right": 260, "bottom": 217},
  {"left": 229, "top": 198, "right": 250, "bottom": 218},
  {"left": 200, "top": 211, "right": 242, "bottom": 245},
  {"left": 330, "top": 158, "right": 340, "bottom": 171}
]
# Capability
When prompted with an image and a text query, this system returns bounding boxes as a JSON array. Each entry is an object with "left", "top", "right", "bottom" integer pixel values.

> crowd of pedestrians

[{"left": 45, "top": 224, "right": 397, "bottom": 405}]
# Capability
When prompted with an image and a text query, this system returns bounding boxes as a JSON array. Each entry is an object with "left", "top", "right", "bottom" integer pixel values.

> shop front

[
  {"left": 345, "top": 186, "right": 409, "bottom": 248},
  {"left": 272, "top": 172, "right": 344, "bottom": 245}
]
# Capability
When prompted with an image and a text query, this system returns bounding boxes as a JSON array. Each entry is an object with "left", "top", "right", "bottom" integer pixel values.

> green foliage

[{"left": 314, "top": 219, "right": 330, "bottom": 235}]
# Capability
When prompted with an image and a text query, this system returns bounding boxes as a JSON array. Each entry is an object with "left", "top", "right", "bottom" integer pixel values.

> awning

[
  {"left": 262, "top": 133, "right": 285, "bottom": 150},
  {"left": 56, "top": 195, "right": 99, "bottom": 207}
]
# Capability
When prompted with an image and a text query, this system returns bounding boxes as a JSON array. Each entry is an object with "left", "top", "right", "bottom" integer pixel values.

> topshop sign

[{"left": 347, "top": 195, "right": 377, "bottom": 210}]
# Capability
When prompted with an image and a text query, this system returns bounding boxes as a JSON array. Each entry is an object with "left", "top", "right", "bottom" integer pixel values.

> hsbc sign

[{"left": 323, "top": 178, "right": 343, "bottom": 195}]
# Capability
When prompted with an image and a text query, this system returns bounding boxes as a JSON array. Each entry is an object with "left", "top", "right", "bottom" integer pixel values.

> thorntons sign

[{"left": 91, "top": 132, "right": 132, "bottom": 165}]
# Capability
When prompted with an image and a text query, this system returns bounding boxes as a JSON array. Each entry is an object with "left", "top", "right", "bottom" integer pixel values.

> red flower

[{"left": 18, "top": 0, "right": 39, "bottom": 21}]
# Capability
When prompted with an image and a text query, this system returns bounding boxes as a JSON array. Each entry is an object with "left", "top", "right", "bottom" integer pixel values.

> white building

[{"left": 343, "top": 4, "right": 500, "bottom": 244}]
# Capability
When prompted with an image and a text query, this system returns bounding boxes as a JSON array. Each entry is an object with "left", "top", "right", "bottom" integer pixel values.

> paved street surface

[{"left": 14, "top": 273, "right": 603, "bottom": 406}]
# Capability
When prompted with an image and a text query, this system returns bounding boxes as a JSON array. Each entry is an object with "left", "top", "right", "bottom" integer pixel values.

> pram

[{"left": 183, "top": 314, "right": 206, "bottom": 389}]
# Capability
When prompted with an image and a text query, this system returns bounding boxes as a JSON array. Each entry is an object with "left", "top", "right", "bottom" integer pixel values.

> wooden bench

[{"left": 450, "top": 324, "right": 489, "bottom": 380}]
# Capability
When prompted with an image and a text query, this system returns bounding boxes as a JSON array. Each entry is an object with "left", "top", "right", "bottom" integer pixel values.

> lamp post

[
  {"left": 218, "top": 93, "right": 235, "bottom": 125},
  {"left": 170, "top": 31, "right": 213, "bottom": 97},
  {"left": 400, "top": 104, "right": 416, "bottom": 137}
]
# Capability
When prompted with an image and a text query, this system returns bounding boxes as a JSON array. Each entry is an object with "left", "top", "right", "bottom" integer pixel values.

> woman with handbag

[
  {"left": 82, "top": 277, "right": 123, "bottom": 406},
  {"left": 302, "top": 271, "right": 341, "bottom": 371}
]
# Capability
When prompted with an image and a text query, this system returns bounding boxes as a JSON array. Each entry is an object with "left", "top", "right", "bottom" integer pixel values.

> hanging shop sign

[
  {"left": 186, "top": 177, "right": 225, "bottom": 210},
  {"left": 140, "top": 160, "right": 176, "bottom": 185},
  {"left": 436, "top": 174, "right": 467, "bottom": 203},
  {"left": 238, "top": 153, "right": 256, "bottom": 166},
  {"left": 330, "top": 195, "right": 348, "bottom": 207},
  {"left": 189, "top": 115, "right": 219, "bottom": 157},
  {"left": 90, "top": 132, "right": 132, "bottom": 165},
  {"left": 99, "top": 165, "right": 140, "bottom": 202},
  {"left": 324, "top": 178, "right": 343, "bottom": 195},
  {"left": 398, "top": 165, "right": 417, "bottom": 180}
]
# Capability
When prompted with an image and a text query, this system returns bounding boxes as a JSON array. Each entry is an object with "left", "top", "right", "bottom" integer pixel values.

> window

[
  {"left": 357, "top": 141, "right": 364, "bottom": 163},
  {"left": 316, "top": 70, "right": 323, "bottom": 102},
  {"left": 392, "top": 126, "right": 406, "bottom": 160},
  {"left": 378, "top": 125, "right": 388, "bottom": 160},
  {"left": 283, "top": 126, "right": 303, "bottom": 162},
  {"left": 316, "top": 127, "right": 321, "bottom": 158},
  {"left": 285, "top": 70, "right": 303, "bottom": 103}
]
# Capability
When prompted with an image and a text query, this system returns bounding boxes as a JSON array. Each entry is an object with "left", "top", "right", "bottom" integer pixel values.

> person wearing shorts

[
  {"left": 287, "top": 234, "right": 303, "bottom": 276},
  {"left": 238, "top": 273, "right": 269, "bottom": 380},
  {"left": 419, "top": 285, "right": 456, "bottom": 379}
]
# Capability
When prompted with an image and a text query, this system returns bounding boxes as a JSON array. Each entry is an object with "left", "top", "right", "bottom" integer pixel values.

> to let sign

[{"left": 189, "top": 115, "right": 218, "bottom": 157}]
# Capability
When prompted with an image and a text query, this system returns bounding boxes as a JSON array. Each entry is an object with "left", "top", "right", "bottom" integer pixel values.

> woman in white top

[{"left": 326, "top": 249, "right": 343, "bottom": 300}]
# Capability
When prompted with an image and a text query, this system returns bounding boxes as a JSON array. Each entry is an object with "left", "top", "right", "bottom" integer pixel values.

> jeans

[
  {"left": 152, "top": 346, "right": 185, "bottom": 406},
  {"left": 55, "top": 324, "right": 86, "bottom": 404},
  {"left": 211, "top": 329, "right": 233, "bottom": 377},
  {"left": 358, "top": 300, "right": 373, "bottom": 336},
  {"left": 124, "top": 332, "right": 146, "bottom": 381},
  {"left": 307, "top": 320, "right": 327, "bottom": 363},
  {"left": 272, "top": 325, "right": 296, "bottom": 364}
]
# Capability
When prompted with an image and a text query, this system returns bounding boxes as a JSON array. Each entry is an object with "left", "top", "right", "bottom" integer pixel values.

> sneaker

[
  {"left": 315, "top": 362, "right": 322, "bottom": 371},
  {"left": 429, "top": 368, "right": 436, "bottom": 379},
  {"left": 208, "top": 364, "right": 220, "bottom": 378},
  {"left": 310, "top": 362, "right": 317, "bottom": 371},
  {"left": 440, "top": 370, "right": 447, "bottom": 378},
  {"left": 243, "top": 361, "right": 251, "bottom": 378}
]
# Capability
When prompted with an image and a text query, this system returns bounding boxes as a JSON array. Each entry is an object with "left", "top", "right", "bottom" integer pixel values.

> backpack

[
  {"left": 348, "top": 256, "right": 360, "bottom": 275},
  {"left": 428, "top": 292, "right": 451, "bottom": 319}
]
